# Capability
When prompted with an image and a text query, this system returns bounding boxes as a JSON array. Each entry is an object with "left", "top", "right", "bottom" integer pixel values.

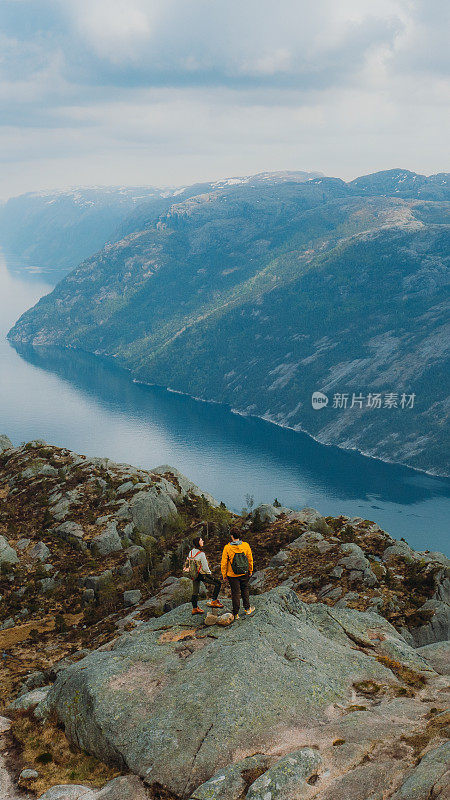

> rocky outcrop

[
  {"left": 39, "top": 586, "right": 447, "bottom": 798},
  {"left": 0, "top": 534, "right": 19, "bottom": 565},
  {"left": 0, "top": 435, "right": 13, "bottom": 453},
  {"left": 37, "top": 775, "right": 150, "bottom": 800}
]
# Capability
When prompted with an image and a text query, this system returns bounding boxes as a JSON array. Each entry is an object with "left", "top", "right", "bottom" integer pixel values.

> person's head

[
  {"left": 229, "top": 527, "right": 240, "bottom": 541},
  {"left": 192, "top": 535, "right": 203, "bottom": 549}
]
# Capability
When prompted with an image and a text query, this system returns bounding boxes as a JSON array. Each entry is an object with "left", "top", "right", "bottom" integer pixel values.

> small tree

[{"left": 244, "top": 493, "right": 254, "bottom": 512}]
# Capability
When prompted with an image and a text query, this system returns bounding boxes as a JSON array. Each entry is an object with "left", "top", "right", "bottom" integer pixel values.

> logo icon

[{"left": 312, "top": 391, "right": 329, "bottom": 410}]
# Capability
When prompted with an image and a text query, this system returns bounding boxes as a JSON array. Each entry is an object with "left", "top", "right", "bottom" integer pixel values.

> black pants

[
  {"left": 228, "top": 574, "right": 250, "bottom": 616},
  {"left": 192, "top": 573, "right": 221, "bottom": 608}
]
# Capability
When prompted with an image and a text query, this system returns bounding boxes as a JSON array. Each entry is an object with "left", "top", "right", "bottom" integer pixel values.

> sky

[{"left": 0, "top": 0, "right": 449, "bottom": 198}]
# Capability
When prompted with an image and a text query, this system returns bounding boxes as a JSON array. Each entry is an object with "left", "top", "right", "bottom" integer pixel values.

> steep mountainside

[
  {"left": 0, "top": 436, "right": 449, "bottom": 799},
  {"left": 8, "top": 170, "right": 450, "bottom": 475}
]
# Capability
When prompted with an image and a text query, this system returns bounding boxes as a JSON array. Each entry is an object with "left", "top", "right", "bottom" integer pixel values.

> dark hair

[
  {"left": 230, "top": 527, "right": 240, "bottom": 540},
  {"left": 192, "top": 536, "right": 202, "bottom": 549}
]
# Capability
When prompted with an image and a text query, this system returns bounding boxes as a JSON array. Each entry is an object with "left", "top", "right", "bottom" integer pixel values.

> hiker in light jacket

[
  {"left": 221, "top": 528, "right": 255, "bottom": 619},
  {"left": 188, "top": 536, "right": 223, "bottom": 615}
]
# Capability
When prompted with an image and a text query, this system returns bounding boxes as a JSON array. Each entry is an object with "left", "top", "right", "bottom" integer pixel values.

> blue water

[{"left": 1, "top": 257, "right": 449, "bottom": 554}]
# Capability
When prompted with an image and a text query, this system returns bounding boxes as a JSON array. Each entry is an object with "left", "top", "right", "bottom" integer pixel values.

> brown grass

[
  {"left": 376, "top": 655, "right": 427, "bottom": 689},
  {"left": 10, "top": 711, "right": 120, "bottom": 796}
]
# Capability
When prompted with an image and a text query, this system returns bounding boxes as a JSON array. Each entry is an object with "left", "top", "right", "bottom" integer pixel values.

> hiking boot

[
  {"left": 208, "top": 600, "right": 224, "bottom": 608},
  {"left": 192, "top": 607, "right": 204, "bottom": 615},
  {"left": 244, "top": 607, "right": 256, "bottom": 616}
]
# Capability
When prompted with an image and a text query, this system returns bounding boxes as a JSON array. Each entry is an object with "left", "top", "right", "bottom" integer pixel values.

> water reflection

[{"left": 1, "top": 256, "right": 449, "bottom": 552}]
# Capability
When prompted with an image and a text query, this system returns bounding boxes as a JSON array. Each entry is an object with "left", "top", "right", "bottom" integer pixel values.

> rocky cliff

[{"left": 0, "top": 436, "right": 448, "bottom": 799}]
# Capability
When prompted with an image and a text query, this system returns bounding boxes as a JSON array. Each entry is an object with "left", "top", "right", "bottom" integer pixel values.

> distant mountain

[
  {"left": 0, "top": 171, "right": 321, "bottom": 283},
  {"left": 0, "top": 186, "right": 162, "bottom": 282},
  {"left": 349, "top": 168, "right": 450, "bottom": 200},
  {"left": 8, "top": 169, "right": 450, "bottom": 475}
]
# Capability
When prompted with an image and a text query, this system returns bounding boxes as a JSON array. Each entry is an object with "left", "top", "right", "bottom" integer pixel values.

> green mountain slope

[{"left": 8, "top": 171, "right": 450, "bottom": 475}]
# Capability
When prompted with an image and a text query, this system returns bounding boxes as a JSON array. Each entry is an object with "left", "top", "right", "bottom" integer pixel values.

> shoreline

[{"left": 7, "top": 336, "right": 450, "bottom": 482}]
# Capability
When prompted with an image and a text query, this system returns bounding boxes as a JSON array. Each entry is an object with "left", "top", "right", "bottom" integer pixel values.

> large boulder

[
  {"left": 41, "top": 587, "right": 428, "bottom": 797},
  {"left": 53, "top": 521, "right": 85, "bottom": 550},
  {"left": 252, "top": 504, "right": 285, "bottom": 524},
  {"left": 410, "top": 599, "right": 450, "bottom": 646},
  {"left": 137, "top": 576, "right": 199, "bottom": 616},
  {"left": 153, "top": 466, "right": 219, "bottom": 507},
  {"left": 0, "top": 534, "right": 18, "bottom": 565},
  {"left": 91, "top": 522, "right": 122, "bottom": 556},
  {"left": 128, "top": 486, "right": 178, "bottom": 537},
  {"left": 416, "top": 640, "right": 450, "bottom": 675}
]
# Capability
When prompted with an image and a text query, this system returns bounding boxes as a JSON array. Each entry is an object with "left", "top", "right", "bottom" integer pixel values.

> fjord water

[{"left": 1, "top": 256, "right": 449, "bottom": 554}]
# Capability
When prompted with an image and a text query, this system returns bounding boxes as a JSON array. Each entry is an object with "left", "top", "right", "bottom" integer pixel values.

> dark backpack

[{"left": 231, "top": 550, "right": 249, "bottom": 575}]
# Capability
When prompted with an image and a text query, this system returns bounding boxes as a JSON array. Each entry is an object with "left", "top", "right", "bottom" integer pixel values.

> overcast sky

[{"left": 1, "top": 0, "right": 449, "bottom": 198}]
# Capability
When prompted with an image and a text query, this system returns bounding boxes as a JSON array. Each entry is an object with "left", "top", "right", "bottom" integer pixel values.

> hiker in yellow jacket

[{"left": 221, "top": 528, "right": 255, "bottom": 620}]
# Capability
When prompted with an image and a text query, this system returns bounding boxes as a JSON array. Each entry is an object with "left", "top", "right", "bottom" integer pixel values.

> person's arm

[
  {"left": 200, "top": 552, "right": 211, "bottom": 574},
  {"left": 221, "top": 546, "right": 229, "bottom": 580},
  {"left": 246, "top": 543, "right": 253, "bottom": 575}
]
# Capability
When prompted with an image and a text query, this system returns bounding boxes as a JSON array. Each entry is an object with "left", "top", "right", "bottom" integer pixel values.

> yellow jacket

[{"left": 221, "top": 541, "right": 253, "bottom": 578}]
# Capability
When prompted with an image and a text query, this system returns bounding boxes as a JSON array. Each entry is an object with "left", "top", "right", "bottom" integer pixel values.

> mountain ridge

[{"left": 7, "top": 169, "right": 450, "bottom": 476}]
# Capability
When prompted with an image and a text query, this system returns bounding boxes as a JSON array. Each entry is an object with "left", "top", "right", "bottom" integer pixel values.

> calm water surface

[{"left": 1, "top": 256, "right": 449, "bottom": 554}]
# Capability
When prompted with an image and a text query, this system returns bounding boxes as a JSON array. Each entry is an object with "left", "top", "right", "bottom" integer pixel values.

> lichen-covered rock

[
  {"left": 38, "top": 786, "right": 96, "bottom": 799},
  {"left": 383, "top": 541, "right": 418, "bottom": 565},
  {"left": 53, "top": 521, "right": 85, "bottom": 550},
  {"left": 123, "top": 590, "right": 141, "bottom": 607},
  {"left": 416, "top": 640, "right": 450, "bottom": 675},
  {"left": 18, "top": 670, "right": 48, "bottom": 696},
  {"left": 0, "top": 534, "right": 18, "bottom": 565},
  {"left": 125, "top": 545, "right": 146, "bottom": 566},
  {"left": 8, "top": 686, "right": 50, "bottom": 711},
  {"left": 269, "top": 549, "right": 289, "bottom": 567},
  {"left": 91, "top": 522, "right": 122, "bottom": 556},
  {"left": 252, "top": 504, "right": 284, "bottom": 524},
  {"left": 391, "top": 741, "right": 450, "bottom": 800},
  {"left": 29, "top": 540, "right": 50, "bottom": 561},
  {"left": 410, "top": 599, "right": 450, "bottom": 646},
  {"left": 338, "top": 543, "right": 370, "bottom": 572},
  {"left": 43, "top": 588, "right": 421, "bottom": 796},
  {"left": 249, "top": 571, "right": 268, "bottom": 594},
  {"left": 95, "top": 774, "right": 150, "bottom": 799},
  {"left": 138, "top": 576, "right": 197, "bottom": 616},
  {"left": 128, "top": 486, "right": 178, "bottom": 536},
  {"left": 153, "top": 465, "right": 219, "bottom": 507},
  {"left": 190, "top": 755, "right": 271, "bottom": 799},
  {"left": 246, "top": 748, "right": 322, "bottom": 800},
  {"left": 287, "top": 507, "right": 322, "bottom": 525}
]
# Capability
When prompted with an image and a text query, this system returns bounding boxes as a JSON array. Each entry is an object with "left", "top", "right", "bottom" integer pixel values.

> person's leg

[
  {"left": 228, "top": 576, "right": 240, "bottom": 616},
  {"left": 211, "top": 575, "right": 221, "bottom": 600},
  {"left": 240, "top": 574, "right": 250, "bottom": 610},
  {"left": 201, "top": 573, "right": 223, "bottom": 606},
  {"left": 191, "top": 577, "right": 201, "bottom": 608},
  {"left": 202, "top": 573, "right": 220, "bottom": 598}
]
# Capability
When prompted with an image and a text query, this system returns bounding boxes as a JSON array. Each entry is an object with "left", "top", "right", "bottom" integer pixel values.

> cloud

[{"left": 0, "top": 0, "right": 448, "bottom": 196}]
